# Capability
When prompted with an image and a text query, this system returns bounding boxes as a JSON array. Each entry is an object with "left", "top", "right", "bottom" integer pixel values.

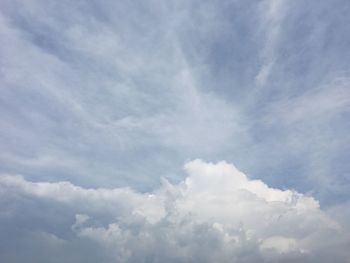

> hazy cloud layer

[
  {"left": 1, "top": 160, "right": 349, "bottom": 262},
  {"left": 1, "top": 0, "right": 349, "bottom": 201}
]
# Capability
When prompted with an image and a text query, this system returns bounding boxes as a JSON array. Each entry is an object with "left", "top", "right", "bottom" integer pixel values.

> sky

[{"left": 0, "top": 0, "right": 350, "bottom": 262}]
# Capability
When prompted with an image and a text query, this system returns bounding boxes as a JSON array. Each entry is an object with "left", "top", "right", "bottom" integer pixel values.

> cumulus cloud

[{"left": 1, "top": 160, "right": 349, "bottom": 262}]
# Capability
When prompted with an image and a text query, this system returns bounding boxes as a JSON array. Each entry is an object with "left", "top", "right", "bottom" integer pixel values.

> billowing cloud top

[{"left": 1, "top": 160, "right": 349, "bottom": 262}]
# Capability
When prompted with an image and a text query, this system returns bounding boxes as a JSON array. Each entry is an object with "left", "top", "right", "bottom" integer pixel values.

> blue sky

[{"left": 1, "top": 0, "right": 350, "bottom": 262}]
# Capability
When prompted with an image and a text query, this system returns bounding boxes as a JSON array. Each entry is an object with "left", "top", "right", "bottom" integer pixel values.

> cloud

[
  {"left": 1, "top": 160, "right": 348, "bottom": 262},
  {"left": 0, "top": 0, "right": 349, "bottom": 203},
  {"left": 265, "top": 76, "right": 350, "bottom": 125},
  {"left": 0, "top": 0, "right": 244, "bottom": 189},
  {"left": 0, "top": 1, "right": 350, "bottom": 261},
  {"left": 255, "top": 0, "right": 287, "bottom": 86}
]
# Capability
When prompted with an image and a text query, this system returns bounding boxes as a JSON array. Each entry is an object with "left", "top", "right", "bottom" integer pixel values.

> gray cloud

[{"left": 1, "top": 160, "right": 349, "bottom": 262}]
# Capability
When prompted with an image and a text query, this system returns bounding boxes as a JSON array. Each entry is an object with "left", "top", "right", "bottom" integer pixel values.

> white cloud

[
  {"left": 266, "top": 77, "right": 350, "bottom": 125},
  {"left": 255, "top": 0, "right": 287, "bottom": 86},
  {"left": 260, "top": 236, "right": 298, "bottom": 254},
  {"left": 255, "top": 62, "right": 272, "bottom": 86},
  {"left": 1, "top": 160, "right": 348, "bottom": 262}
]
